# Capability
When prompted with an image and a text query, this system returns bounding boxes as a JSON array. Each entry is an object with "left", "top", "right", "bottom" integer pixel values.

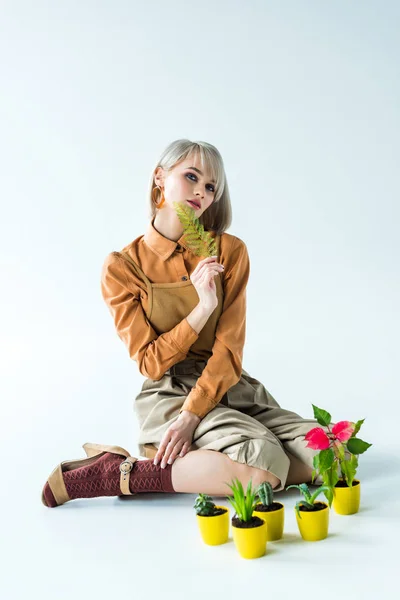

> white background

[{"left": 1, "top": 1, "right": 398, "bottom": 598}]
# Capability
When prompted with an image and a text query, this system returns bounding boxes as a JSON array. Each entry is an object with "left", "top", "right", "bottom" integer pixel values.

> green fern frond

[{"left": 173, "top": 201, "right": 219, "bottom": 258}]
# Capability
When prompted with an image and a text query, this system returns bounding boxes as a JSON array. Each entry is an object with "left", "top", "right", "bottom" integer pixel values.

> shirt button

[{"left": 181, "top": 276, "right": 188, "bottom": 281}]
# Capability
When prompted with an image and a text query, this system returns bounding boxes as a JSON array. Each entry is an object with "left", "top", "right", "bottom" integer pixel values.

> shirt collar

[{"left": 143, "top": 216, "right": 189, "bottom": 261}]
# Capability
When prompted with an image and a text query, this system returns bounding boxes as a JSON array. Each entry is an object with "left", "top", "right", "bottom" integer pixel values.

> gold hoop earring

[{"left": 152, "top": 186, "right": 166, "bottom": 209}]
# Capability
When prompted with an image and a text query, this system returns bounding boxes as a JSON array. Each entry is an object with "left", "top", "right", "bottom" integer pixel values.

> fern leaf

[{"left": 173, "top": 201, "right": 218, "bottom": 258}]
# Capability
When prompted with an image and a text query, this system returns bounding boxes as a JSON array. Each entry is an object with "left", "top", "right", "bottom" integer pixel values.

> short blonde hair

[{"left": 148, "top": 139, "right": 232, "bottom": 235}]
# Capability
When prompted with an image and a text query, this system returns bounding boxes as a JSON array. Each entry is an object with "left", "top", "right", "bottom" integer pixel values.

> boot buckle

[
  {"left": 119, "top": 457, "right": 137, "bottom": 496},
  {"left": 120, "top": 459, "right": 134, "bottom": 475}
]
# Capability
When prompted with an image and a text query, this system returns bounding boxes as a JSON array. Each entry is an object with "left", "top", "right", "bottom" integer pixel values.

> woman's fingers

[
  {"left": 198, "top": 264, "right": 224, "bottom": 279},
  {"left": 165, "top": 440, "right": 185, "bottom": 466},
  {"left": 192, "top": 258, "right": 224, "bottom": 281},
  {"left": 154, "top": 428, "right": 179, "bottom": 467},
  {"left": 153, "top": 420, "right": 196, "bottom": 467},
  {"left": 197, "top": 268, "right": 220, "bottom": 285},
  {"left": 160, "top": 439, "right": 175, "bottom": 468},
  {"left": 179, "top": 442, "right": 191, "bottom": 457},
  {"left": 153, "top": 433, "right": 171, "bottom": 465},
  {"left": 160, "top": 438, "right": 183, "bottom": 469},
  {"left": 191, "top": 256, "right": 218, "bottom": 277}
]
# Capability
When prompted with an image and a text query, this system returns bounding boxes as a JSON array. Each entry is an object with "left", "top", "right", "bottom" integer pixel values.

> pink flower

[
  {"left": 305, "top": 427, "right": 330, "bottom": 450},
  {"left": 332, "top": 421, "right": 355, "bottom": 442},
  {"left": 305, "top": 420, "right": 356, "bottom": 451}
]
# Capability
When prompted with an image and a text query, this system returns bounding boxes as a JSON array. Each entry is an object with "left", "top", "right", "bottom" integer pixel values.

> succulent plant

[
  {"left": 256, "top": 481, "right": 274, "bottom": 507},
  {"left": 225, "top": 477, "right": 259, "bottom": 523},
  {"left": 193, "top": 493, "right": 218, "bottom": 516},
  {"left": 286, "top": 483, "right": 331, "bottom": 519}
]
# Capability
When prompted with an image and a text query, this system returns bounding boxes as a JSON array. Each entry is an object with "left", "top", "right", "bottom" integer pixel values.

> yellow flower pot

[
  {"left": 333, "top": 479, "right": 361, "bottom": 515},
  {"left": 231, "top": 517, "right": 267, "bottom": 559},
  {"left": 295, "top": 502, "right": 329, "bottom": 541},
  {"left": 253, "top": 502, "right": 285, "bottom": 541},
  {"left": 196, "top": 506, "right": 229, "bottom": 545}
]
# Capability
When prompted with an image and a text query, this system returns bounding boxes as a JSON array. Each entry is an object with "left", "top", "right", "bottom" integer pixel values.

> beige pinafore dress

[{"left": 119, "top": 243, "right": 325, "bottom": 493}]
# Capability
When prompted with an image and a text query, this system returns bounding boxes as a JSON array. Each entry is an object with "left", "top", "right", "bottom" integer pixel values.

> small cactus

[
  {"left": 256, "top": 481, "right": 274, "bottom": 506},
  {"left": 194, "top": 493, "right": 217, "bottom": 516}
]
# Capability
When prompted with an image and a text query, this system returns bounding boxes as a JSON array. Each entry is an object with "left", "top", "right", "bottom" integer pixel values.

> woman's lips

[{"left": 187, "top": 200, "right": 200, "bottom": 209}]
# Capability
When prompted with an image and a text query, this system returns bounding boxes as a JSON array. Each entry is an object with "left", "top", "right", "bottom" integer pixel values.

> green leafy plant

[
  {"left": 255, "top": 481, "right": 274, "bottom": 507},
  {"left": 193, "top": 493, "right": 219, "bottom": 516},
  {"left": 172, "top": 200, "right": 219, "bottom": 258},
  {"left": 306, "top": 404, "right": 372, "bottom": 505},
  {"left": 225, "top": 477, "right": 259, "bottom": 523},
  {"left": 286, "top": 483, "right": 331, "bottom": 519}
]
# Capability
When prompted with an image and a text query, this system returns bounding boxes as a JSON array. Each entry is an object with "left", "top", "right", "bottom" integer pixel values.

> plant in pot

[
  {"left": 305, "top": 404, "right": 372, "bottom": 515},
  {"left": 286, "top": 483, "right": 332, "bottom": 541},
  {"left": 226, "top": 477, "right": 267, "bottom": 559},
  {"left": 253, "top": 481, "right": 285, "bottom": 541},
  {"left": 194, "top": 493, "right": 229, "bottom": 546}
]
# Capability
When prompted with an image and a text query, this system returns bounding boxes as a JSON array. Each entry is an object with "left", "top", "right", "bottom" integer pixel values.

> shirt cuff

[
  {"left": 171, "top": 317, "right": 199, "bottom": 353},
  {"left": 179, "top": 386, "right": 215, "bottom": 419}
]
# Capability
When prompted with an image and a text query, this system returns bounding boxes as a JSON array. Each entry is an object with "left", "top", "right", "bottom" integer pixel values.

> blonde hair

[{"left": 148, "top": 139, "right": 232, "bottom": 235}]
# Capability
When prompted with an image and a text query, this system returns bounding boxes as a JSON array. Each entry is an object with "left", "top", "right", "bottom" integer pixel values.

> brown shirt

[{"left": 100, "top": 217, "right": 250, "bottom": 419}]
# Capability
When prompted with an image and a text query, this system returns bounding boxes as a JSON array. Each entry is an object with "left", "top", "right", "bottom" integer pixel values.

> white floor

[{"left": 2, "top": 427, "right": 398, "bottom": 600}]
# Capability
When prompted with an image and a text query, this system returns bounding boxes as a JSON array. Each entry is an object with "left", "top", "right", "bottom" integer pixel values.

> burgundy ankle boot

[{"left": 42, "top": 446, "right": 176, "bottom": 508}]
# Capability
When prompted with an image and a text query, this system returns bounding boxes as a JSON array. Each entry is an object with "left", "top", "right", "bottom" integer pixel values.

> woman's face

[{"left": 154, "top": 154, "right": 216, "bottom": 217}]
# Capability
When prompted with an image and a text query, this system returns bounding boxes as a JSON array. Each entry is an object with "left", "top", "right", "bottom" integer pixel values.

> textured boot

[{"left": 42, "top": 443, "right": 175, "bottom": 508}]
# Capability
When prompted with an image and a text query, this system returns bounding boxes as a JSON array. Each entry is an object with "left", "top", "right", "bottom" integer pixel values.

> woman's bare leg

[
  {"left": 171, "top": 449, "right": 280, "bottom": 497},
  {"left": 285, "top": 449, "right": 314, "bottom": 486}
]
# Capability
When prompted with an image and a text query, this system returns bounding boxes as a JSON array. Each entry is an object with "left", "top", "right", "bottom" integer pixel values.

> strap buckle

[
  {"left": 119, "top": 459, "right": 134, "bottom": 475},
  {"left": 119, "top": 457, "right": 137, "bottom": 496}
]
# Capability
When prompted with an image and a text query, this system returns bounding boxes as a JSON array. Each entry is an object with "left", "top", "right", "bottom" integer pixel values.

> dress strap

[
  {"left": 118, "top": 252, "right": 153, "bottom": 316},
  {"left": 119, "top": 252, "right": 152, "bottom": 289}
]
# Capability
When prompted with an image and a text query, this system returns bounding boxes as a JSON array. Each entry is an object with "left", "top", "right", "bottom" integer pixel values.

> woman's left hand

[{"left": 153, "top": 411, "right": 200, "bottom": 469}]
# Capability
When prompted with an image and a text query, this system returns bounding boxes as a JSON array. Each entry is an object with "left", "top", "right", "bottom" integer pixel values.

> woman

[{"left": 42, "top": 139, "right": 328, "bottom": 508}]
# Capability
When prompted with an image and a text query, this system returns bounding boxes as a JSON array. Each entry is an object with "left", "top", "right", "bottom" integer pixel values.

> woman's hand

[
  {"left": 153, "top": 411, "right": 200, "bottom": 469},
  {"left": 190, "top": 256, "right": 224, "bottom": 312}
]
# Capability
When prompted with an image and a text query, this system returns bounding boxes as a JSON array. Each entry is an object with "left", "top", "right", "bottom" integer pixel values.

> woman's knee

[
  {"left": 248, "top": 466, "right": 281, "bottom": 490},
  {"left": 240, "top": 438, "right": 288, "bottom": 488},
  {"left": 234, "top": 461, "right": 281, "bottom": 490}
]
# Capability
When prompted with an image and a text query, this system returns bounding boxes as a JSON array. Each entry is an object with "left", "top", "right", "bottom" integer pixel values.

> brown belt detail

[{"left": 166, "top": 359, "right": 208, "bottom": 376}]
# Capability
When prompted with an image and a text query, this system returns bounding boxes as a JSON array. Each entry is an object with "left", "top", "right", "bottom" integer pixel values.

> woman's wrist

[
  {"left": 186, "top": 303, "right": 215, "bottom": 334},
  {"left": 179, "top": 409, "right": 201, "bottom": 425}
]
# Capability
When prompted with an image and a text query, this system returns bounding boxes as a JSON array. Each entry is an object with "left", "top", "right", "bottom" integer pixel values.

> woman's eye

[{"left": 186, "top": 173, "right": 215, "bottom": 193}]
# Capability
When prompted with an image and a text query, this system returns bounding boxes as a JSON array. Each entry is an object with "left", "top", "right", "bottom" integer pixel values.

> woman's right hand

[{"left": 190, "top": 256, "right": 224, "bottom": 312}]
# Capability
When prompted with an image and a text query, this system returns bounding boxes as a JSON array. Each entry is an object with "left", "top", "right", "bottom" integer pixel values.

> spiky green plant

[
  {"left": 256, "top": 481, "right": 274, "bottom": 507},
  {"left": 172, "top": 200, "right": 219, "bottom": 257},
  {"left": 193, "top": 493, "right": 217, "bottom": 516},
  {"left": 225, "top": 477, "right": 259, "bottom": 523},
  {"left": 286, "top": 483, "right": 331, "bottom": 519}
]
